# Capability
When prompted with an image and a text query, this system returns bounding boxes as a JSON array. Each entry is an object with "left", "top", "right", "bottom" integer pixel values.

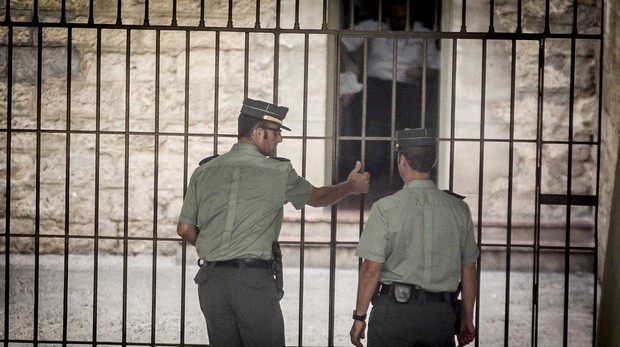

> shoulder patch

[
  {"left": 198, "top": 155, "right": 219, "bottom": 166},
  {"left": 268, "top": 156, "right": 291, "bottom": 162},
  {"left": 443, "top": 190, "right": 466, "bottom": 200}
]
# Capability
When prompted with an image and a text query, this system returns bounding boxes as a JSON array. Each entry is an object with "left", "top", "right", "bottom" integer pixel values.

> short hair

[
  {"left": 399, "top": 145, "right": 437, "bottom": 172},
  {"left": 238, "top": 113, "right": 265, "bottom": 138}
]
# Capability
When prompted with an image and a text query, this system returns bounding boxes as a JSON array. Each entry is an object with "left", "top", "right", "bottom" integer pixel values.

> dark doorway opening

[{"left": 338, "top": 0, "right": 441, "bottom": 204}]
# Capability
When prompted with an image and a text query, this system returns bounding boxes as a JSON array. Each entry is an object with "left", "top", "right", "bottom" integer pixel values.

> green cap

[
  {"left": 396, "top": 128, "right": 437, "bottom": 148},
  {"left": 240, "top": 97, "right": 291, "bottom": 131}
]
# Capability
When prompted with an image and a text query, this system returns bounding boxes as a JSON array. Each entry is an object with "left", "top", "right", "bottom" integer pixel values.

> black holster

[
  {"left": 453, "top": 282, "right": 463, "bottom": 335},
  {"left": 271, "top": 241, "right": 284, "bottom": 300}
]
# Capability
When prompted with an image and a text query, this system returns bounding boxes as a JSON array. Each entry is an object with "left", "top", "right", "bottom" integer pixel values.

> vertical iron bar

[
  {"left": 144, "top": 0, "right": 150, "bottom": 26},
  {"left": 449, "top": 38, "right": 457, "bottom": 190},
  {"left": 92, "top": 27, "right": 103, "bottom": 345},
  {"left": 227, "top": 0, "right": 233, "bottom": 28},
  {"left": 294, "top": 0, "right": 300, "bottom": 29},
  {"left": 116, "top": 0, "right": 122, "bottom": 25},
  {"left": 62, "top": 27, "right": 73, "bottom": 345},
  {"left": 199, "top": 0, "right": 205, "bottom": 27},
  {"left": 4, "top": 0, "right": 10, "bottom": 22},
  {"left": 273, "top": 33, "right": 280, "bottom": 104},
  {"left": 325, "top": 32, "right": 335, "bottom": 347},
  {"left": 61, "top": 0, "right": 66, "bottom": 23},
  {"left": 504, "top": 38, "right": 517, "bottom": 347},
  {"left": 88, "top": 0, "right": 94, "bottom": 24},
  {"left": 213, "top": 31, "right": 220, "bottom": 154},
  {"left": 516, "top": 0, "right": 523, "bottom": 33},
  {"left": 297, "top": 32, "right": 311, "bottom": 347},
  {"left": 572, "top": 0, "right": 578, "bottom": 34},
  {"left": 420, "top": 39, "right": 428, "bottom": 126},
  {"left": 33, "top": 0, "right": 38, "bottom": 22},
  {"left": 179, "top": 29, "right": 190, "bottom": 346},
  {"left": 321, "top": 0, "right": 328, "bottom": 29},
  {"left": 532, "top": 38, "right": 546, "bottom": 347},
  {"left": 275, "top": 0, "right": 281, "bottom": 30},
  {"left": 461, "top": 0, "right": 467, "bottom": 32},
  {"left": 563, "top": 35, "right": 578, "bottom": 347},
  {"left": 473, "top": 39, "right": 488, "bottom": 347},
  {"left": 172, "top": 0, "right": 178, "bottom": 26},
  {"left": 489, "top": 0, "right": 495, "bottom": 33},
  {"left": 151, "top": 29, "right": 161, "bottom": 345},
  {"left": 123, "top": 26, "right": 132, "bottom": 347},
  {"left": 34, "top": 25, "right": 43, "bottom": 344},
  {"left": 255, "top": 0, "right": 261, "bottom": 28},
  {"left": 360, "top": 38, "right": 368, "bottom": 175},
  {"left": 544, "top": 0, "right": 551, "bottom": 33},
  {"left": 389, "top": 37, "right": 397, "bottom": 190},
  {"left": 3, "top": 24, "right": 11, "bottom": 347},
  {"left": 243, "top": 32, "right": 249, "bottom": 100}
]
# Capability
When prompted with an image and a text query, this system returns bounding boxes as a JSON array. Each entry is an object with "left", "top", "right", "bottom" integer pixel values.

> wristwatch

[{"left": 352, "top": 310, "right": 367, "bottom": 321}]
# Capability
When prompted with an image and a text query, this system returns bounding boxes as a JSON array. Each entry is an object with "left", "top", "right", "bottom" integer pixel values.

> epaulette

[
  {"left": 268, "top": 156, "right": 290, "bottom": 162},
  {"left": 198, "top": 155, "right": 219, "bottom": 166},
  {"left": 443, "top": 190, "right": 466, "bottom": 200},
  {"left": 374, "top": 190, "right": 398, "bottom": 202}
]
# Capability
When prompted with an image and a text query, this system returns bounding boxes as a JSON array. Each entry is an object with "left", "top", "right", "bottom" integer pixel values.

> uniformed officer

[
  {"left": 349, "top": 128, "right": 479, "bottom": 347},
  {"left": 177, "top": 97, "right": 370, "bottom": 347}
]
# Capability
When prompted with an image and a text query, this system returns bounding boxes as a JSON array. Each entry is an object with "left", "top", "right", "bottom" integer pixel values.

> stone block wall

[
  {"left": 0, "top": 0, "right": 607, "bottom": 260},
  {"left": 440, "top": 0, "right": 601, "bottom": 231},
  {"left": 0, "top": 0, "right": 329, "bottom": 255}
]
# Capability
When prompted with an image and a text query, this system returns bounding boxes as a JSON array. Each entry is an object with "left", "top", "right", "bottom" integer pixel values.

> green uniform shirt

[
  {"left": 356, "top": 179, "right": 479, "bottom": 292},
  {"left": 179, "top": 143, "right": 314, "bottom": 261}
]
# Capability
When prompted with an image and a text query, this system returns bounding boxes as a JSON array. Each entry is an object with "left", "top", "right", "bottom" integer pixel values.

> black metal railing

[{"left": 0, "top": 0, "right": 603, "bottom": 346}]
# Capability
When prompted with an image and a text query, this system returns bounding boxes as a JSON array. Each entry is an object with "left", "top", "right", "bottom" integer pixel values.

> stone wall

[
  {"left": 439, "top": 0, "right": 601, "bottom": 237},
  {"left": 0, "top": 0, "right": 607, "bottom": 260},
  {"left": 0, "top": 0, "right": 329, "bottom": 255}
]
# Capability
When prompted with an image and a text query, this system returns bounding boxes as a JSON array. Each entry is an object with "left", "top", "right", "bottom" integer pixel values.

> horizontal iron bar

[{"left": 0, "top": 21, "right": 603, "bottom": 41}]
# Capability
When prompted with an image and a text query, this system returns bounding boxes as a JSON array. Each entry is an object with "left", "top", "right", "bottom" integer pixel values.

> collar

[
  {"left": 231, "top": 142, "right": 265, "bottom": 157},
  {"left": 403, "top": 179, "right": 436, "bottom": 189}
]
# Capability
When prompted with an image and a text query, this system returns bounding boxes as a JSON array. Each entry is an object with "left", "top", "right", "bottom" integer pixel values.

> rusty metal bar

[
  {"left": 62, "top": 27, "right": 73, "bottom": 344},
  {"left": 532, "top": 38, "right": 546, "bottom": 347},
  {"left": 34, "top": 24, "right": 42, "bottom": 344}
]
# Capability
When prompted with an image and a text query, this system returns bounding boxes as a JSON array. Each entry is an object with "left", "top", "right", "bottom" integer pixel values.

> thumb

[{"left": 351, "top": 161, "right": 362, "bottom": 174}]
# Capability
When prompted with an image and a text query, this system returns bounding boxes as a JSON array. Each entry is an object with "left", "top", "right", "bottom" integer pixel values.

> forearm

[
  {"left": 177, "top": 222, "right": 199, "bottom": 246},
  {"left": 307, "top": 182, "right": 353, "bottom": 207},
  {"left": 461, "top": 262, "right": 477, "bottom": 323},
  {"left": 355, "top": 260, "right": 383, "bottom": 316}
]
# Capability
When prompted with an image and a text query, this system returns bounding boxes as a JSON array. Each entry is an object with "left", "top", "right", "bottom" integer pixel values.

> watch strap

[{"left": 352, "top": 310, "right": 367, "bottom": 321}]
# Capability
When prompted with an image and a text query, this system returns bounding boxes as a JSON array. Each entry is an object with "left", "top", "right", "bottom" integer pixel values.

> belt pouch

[{"left": 394, "top": 283, "right": 412, "bottom": 303}]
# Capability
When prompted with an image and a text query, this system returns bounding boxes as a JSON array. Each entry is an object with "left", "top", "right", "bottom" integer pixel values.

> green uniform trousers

[
  {"left": 194, "top": 264, "right": 284, "bottom": 347},
  {"left": 368, "top": 293, "right": 457, "bottom": 347}
]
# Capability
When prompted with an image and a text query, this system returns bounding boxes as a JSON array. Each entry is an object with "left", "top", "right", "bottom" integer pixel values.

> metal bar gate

[{"left": 0, "top": 0, "right": 603, "bottom": 346}]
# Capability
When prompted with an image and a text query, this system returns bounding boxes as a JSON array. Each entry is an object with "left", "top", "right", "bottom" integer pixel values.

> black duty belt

[
  {"left": 199, "top": 258, "right": 271, "bottom": 269},
  {"left": 379, "top": 283, "right": 455, "bottom": 303}
]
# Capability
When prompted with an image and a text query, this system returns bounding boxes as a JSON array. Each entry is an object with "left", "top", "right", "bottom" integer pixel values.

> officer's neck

[{"left": 402, "top": 169, "right": 431, "bottom": 183}]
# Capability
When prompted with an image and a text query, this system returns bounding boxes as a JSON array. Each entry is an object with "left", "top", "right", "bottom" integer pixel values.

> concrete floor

[{"left": 1, "top": 254, "right": 599, "bottom": 346}]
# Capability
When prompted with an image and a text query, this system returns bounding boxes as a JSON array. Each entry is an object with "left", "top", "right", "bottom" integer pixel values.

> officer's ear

[
  {"left": 398, "top": 154, "right": 407, "bottom": 169},
  {"left": 251, "top": 126, "right": 263, "bottom": 140}
]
